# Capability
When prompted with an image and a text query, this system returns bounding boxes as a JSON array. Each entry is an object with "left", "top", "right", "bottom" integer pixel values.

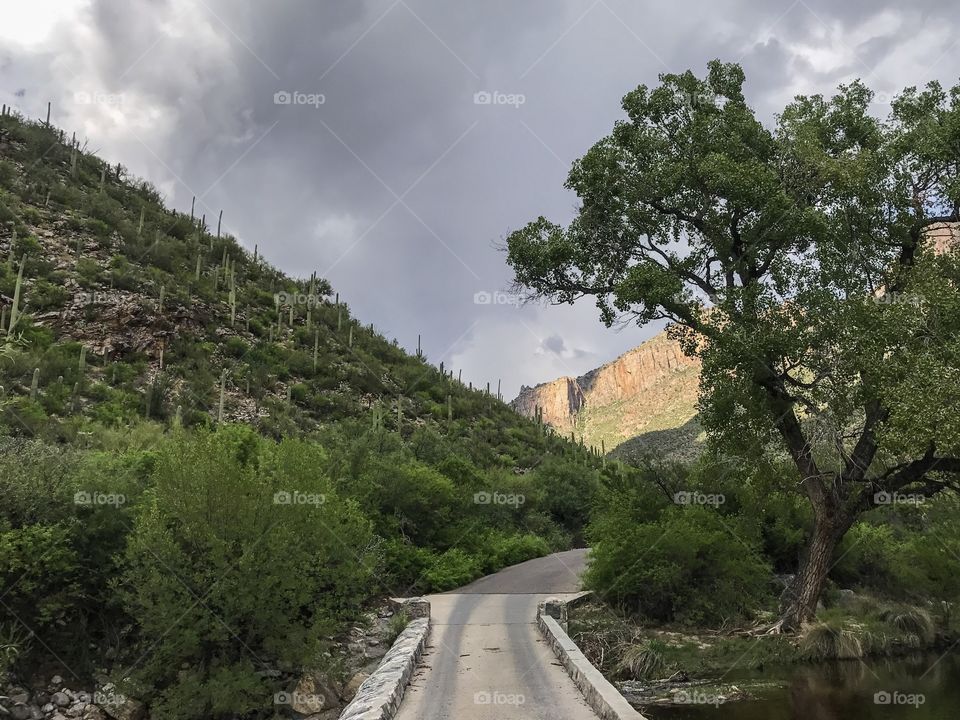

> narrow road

[{"left": 394, "top": 548, "right": 598, "bottom": 720}]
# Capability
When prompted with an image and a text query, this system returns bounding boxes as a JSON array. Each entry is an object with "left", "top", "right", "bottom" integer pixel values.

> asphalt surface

[{"left": 393, "top": 548, "right": 598, "bottom": 720}]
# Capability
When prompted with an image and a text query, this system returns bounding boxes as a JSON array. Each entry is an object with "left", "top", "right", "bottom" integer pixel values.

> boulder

[{"left": 290, "top": 675, "right": 338, "bottom": 715}]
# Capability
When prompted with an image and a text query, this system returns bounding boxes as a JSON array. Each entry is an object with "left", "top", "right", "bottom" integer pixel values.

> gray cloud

[{"left": 2, "top": 0, "right": 958, "bottom": 398}]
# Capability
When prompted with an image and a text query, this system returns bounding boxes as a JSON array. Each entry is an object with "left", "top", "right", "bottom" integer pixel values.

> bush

[
  {"left": 423, "top": 548, "right": 481, "bottom": 591},
  {"left": 120, "top": 427, "right": 376, "bottom": 720},
  {"left": 585, "top": 505, "right": 771, "bottom": 625}
]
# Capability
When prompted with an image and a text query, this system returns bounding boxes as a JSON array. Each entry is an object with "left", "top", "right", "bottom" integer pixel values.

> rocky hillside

[
  {"left": 511, "top": 332, "right": 701, "bottom": 455},
  {"left": 0, "top": 109, "right": 547, "bottom": 448}
]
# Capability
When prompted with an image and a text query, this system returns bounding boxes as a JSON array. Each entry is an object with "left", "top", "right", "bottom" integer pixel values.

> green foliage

[
  {"left": 120, "top": 427, "right": 376, "bottom": 720},
  {"left": 586, "top": 489, "right": 772, "bottom": 625},
  {"left": 422, "top": 548, "right": 481, "bottom": 591},
  {"left": 506, "top": 59, "right": 960, "bottom": 623}
]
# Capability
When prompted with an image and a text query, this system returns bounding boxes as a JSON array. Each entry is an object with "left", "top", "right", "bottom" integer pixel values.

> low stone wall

[
  {"left": 537, "top": 597, "right": 648, "bottom": 720},
  {"left": 338, "top": 598, "right": 430, "bottom": 720}
]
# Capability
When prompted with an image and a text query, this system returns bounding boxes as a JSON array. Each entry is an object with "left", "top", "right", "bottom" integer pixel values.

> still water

[{"left": 641, "top": 651, "right": 960, "bottom": 719}]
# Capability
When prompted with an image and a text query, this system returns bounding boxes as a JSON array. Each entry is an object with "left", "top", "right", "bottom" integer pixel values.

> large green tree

[{"left": 506, "top": 61, "right": 960, "bottom": 629}]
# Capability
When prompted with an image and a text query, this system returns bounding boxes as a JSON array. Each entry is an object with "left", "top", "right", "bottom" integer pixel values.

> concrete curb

[
  {"left": 338, "top": 598, "right": 430, "bottom": 720},
  {"left": 537, "top": 596, "right": 648, "bottom": 720}
]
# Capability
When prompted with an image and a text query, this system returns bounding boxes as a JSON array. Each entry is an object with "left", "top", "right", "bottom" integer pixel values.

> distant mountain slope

[{"left": 511, "top": 332, "right": 701, "bottom": 455}]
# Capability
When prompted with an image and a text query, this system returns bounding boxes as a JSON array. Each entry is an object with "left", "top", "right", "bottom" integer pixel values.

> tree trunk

[{"left": 778, "top": 511, "right": 848, "bottom": 630}]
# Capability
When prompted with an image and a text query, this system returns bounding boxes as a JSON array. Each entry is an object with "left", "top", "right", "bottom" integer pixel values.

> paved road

[{"left": 394, "top": 549, "right": 598, "bottom": 720}]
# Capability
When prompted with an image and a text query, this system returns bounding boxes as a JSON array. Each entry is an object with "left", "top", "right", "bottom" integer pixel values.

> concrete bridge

[{"left": 394, "top": 548, "right": 601, "bottom": 720}]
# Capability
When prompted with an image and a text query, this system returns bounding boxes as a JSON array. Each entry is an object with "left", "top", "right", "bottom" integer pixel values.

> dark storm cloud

[{"left": 3, "top": 0, "right": 959, "bottom": 397}]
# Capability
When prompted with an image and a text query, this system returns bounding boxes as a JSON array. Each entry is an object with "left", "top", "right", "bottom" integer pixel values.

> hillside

[{"left": 0, "top": 109, "right": 545, "bottom": 448}]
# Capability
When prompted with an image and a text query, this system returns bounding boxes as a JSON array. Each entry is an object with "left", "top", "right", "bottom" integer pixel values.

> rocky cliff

[{"left": 511, "top": 332, "right": 701, "bottom": 451}]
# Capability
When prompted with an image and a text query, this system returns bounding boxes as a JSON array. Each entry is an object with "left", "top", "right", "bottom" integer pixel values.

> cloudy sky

[{"left": 2, "top": 0, "right": 958, "bottom": 398}]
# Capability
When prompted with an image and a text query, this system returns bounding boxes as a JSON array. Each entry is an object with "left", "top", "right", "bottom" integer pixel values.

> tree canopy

[{"left": 507, "top": 60, "right": 960, "bottom": 627}]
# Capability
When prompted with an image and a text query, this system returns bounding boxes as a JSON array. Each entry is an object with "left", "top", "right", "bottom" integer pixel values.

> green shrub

[
  {"left": 585, "top": 505, "right": 771, "bottom": 625},
  {"left": 423, "top": 548, "right": 481, "bottom": 591},
  {"left": 119, "top": 427, "right": 376, "bottom": 720}
]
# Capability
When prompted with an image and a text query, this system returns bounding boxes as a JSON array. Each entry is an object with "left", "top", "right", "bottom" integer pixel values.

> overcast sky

[{"left": 2, "top": 0, "right": 958, "bottom": 398}]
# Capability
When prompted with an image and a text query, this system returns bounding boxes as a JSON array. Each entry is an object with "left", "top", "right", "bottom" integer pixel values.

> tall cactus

[
  {"left": 8, "top": 254, "right": 26, "bottom": 333},
  {"left": 313, "top": 329, "right": 319, "bottom": 371},
  {"left": 217, "top": 369, "right": 227, "bottom": 423},
  {"left": 30, "top": 368, "right": 40, "bottom": 399}
]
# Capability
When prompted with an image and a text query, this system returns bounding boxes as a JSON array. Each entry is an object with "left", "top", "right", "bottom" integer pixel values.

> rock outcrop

[{"left": 511, "top": 332, "right": 700, "bottom": 450}]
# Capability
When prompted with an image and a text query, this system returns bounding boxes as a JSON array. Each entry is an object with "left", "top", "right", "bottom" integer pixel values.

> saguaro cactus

[
  {"left": 8, "top": 254, "right": 26, "bottom": 333},
  {"left": 218, "top": 369, "right": 228, "bottom": 423},
  {"left": 30, "top": 368, "right": 40, "bottom": 398}
]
